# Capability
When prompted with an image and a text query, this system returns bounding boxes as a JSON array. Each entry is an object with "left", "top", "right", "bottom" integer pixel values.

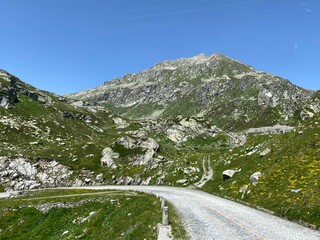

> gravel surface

[
  {"left": 1, "top": 186, "right": 319, "bottom": 240},
  {"left": 73, "top": 186, "right": 320, "bottom": 240}
]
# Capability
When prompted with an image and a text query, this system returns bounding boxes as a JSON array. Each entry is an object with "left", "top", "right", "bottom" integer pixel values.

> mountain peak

[{"left": 151, "top": 53, "right": 245, "bottom": 72}]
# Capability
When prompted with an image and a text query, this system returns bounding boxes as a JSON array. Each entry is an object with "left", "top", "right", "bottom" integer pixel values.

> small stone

[
  {"left": 250, "top": 172, "right": 262, "bottom": 186},
  {"left": 290, "top": 189, "right": 301, "bottom": 193}
]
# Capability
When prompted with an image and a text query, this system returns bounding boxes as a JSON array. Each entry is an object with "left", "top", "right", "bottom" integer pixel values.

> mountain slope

[
  {"left": 67, "top": 54, "right": 319, "bottom": 130},
  {"left": 1, "top": 59, "right": 319, "bottom": 229}
]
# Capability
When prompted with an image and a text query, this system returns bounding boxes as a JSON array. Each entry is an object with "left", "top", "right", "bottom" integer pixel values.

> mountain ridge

[{"left": 67, "top": 53, "right": 319, "bottom": 130}]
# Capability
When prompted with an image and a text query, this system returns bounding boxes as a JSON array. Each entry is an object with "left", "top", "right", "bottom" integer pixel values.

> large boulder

[
  {"left": 100, "top": 147, "right": 119, "bottom": 168},
  {"left": 138, "top": 138, "right": 160, "bottom": 165}
]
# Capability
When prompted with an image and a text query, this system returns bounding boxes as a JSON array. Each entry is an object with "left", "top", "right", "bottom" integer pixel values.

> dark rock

[{"left": 61, "top": 111, "right": 75, "bottom": 118}]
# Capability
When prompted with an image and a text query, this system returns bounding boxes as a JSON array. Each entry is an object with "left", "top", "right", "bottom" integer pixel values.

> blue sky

[{"left": 0, "top": 0, "right": 319, "bottom": 94}]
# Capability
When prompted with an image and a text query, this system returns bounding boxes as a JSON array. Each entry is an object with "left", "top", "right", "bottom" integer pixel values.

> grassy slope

[
  {"left": 202, "top": 113, "right": 320, "bottom": 227},
  {"left": 1, "top": 74, "right": 319, "bottom": 229},
  {"left": 0, "top": 189, "right": 186, "bottom": 240}
]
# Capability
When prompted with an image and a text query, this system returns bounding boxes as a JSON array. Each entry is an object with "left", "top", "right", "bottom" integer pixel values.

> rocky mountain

[
  {"left": 1, "top": 55, "right": 320, "bottom": 228},
  {"left": 68, "top": 53, "right": 320, "bottom": 130}
]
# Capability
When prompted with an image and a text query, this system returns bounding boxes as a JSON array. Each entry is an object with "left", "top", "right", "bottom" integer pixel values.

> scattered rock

[
  {"left": 260, "top": 148, "right": 271, "bottom": 157},
  {"left": 239, "top": 185, "right": 248, "bottom": 199},
  {"left": 250, "top": 172, "right": 262, "bottom": 186},
  {"left": 290, "top": 189, "right": 301, "bottom": 193},
  {"left": 176, "top": 179, "right": 188, "bottom": 185}
]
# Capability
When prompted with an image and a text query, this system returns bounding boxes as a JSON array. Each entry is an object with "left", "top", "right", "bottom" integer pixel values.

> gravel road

[
  {"left": 68, "top": 186, "right": 320, "bottom": 240},
  {"left": 1, "top": 186, "right": 319, "bottom": 240}
]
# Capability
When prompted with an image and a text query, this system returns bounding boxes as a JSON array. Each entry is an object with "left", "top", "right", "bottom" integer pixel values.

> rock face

[
  {"left": 246, "top": 125, "right": 294, "bottom": 135},
  {"left": 0, "top": 71, "right": 19, "bottom": 109},
  {"left": 67, "top": 54, "right": 320, "bottom": 129},
  {"left": 0, "top": 157, "right": 73, "bottom": 191},
  {"left": 0, "top": 69, "right": 52, "bottom": 109}
]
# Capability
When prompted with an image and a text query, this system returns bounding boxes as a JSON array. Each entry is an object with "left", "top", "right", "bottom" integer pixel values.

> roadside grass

[
  {"left": 167, "top": 202, "right": 188, "bottom": 239},
  {"left": 0, "top": 189, "right": 165, "bottom": 240}
]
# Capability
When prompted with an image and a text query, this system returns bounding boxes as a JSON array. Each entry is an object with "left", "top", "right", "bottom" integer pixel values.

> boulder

[
  {"left": 0, "top": 157, "right": 73, "bottom": 191},
  {"left": 166, "top": 126, "right": 187, "bottom": 143},
  {"left": 140, "top": 138, "right": 159, "bottom": 151},
  {"left": 250, "top": 172, "right": 262, "bottom": 186},
  {"left": 61, "top": 111, "right": 75, "bottom": 119},
  {"left": 136, "top": 138, "right": 160, "bottom": 165},
  {"left": 100, "top": 147, "right": 119, "bottom": 168},
  {"left": 222, "top": 169, "right": 241, "bottom": 181},
  {"left": 95, "top": 173, "right": 103, "bottom": 181},
  {"left": 260, "top": 148, "right": 271, "bottom": 157},
  {"left": 113, "top": 117, "right": 129, "bottom": 129}
]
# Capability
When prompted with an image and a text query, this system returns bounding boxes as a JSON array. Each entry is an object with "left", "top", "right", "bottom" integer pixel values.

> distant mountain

[{"left": 67, "top": 53, "right": 320, "bottom": 130}]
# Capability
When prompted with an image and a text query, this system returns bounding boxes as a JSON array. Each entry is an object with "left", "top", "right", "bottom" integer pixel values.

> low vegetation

[
  {"left": 0, "top": 189, "right": 186, "bottom": 239},
  {"left": 203, "top": 113, "right": 320, "bottom": 227}
]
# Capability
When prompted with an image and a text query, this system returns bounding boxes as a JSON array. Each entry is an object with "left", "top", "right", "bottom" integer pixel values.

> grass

[
  {"left": 0, "top": 184, "right": 4, "bottom": 192},
  {"left": 166, "top": 202, "right": 188, "bottom": 239},
  {"left": 0, "top": 189, "right": 187, "bottom": 240},
  {"left": 202, "top": 114, "right": 320, "bottom": 228}
]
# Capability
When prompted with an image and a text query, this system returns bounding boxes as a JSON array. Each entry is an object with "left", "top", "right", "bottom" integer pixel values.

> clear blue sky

[{"left": 0, "top": 0, "right": 319, "bottom": 94}]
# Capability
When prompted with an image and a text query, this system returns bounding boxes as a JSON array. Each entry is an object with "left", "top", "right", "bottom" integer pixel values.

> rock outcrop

[
  {"left": 100, "top": 147, "right": 119, "bottom": 168},
  {"left": 0, "top": 157, "right": 73, "bottom": 191}
]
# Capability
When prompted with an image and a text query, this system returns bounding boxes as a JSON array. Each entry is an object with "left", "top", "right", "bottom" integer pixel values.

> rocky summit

[
  {"left": 68, "top": 53, "right": 319, "bottom": 130},
  {"left": 1, "top": 54, "right": 320, "bottom": 228}
]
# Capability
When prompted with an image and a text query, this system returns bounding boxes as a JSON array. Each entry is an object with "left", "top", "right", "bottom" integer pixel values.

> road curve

[
  {"left": 1, "top": 186, "right": 319, "bottom": 239},
  {"left": 58, "top": 186, "right": 319, "bottom": 240}
]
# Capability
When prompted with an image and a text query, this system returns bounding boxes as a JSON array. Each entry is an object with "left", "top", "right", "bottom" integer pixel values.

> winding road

[{"left": 1, "top": 186, "right": 319, "bottom": 239}]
